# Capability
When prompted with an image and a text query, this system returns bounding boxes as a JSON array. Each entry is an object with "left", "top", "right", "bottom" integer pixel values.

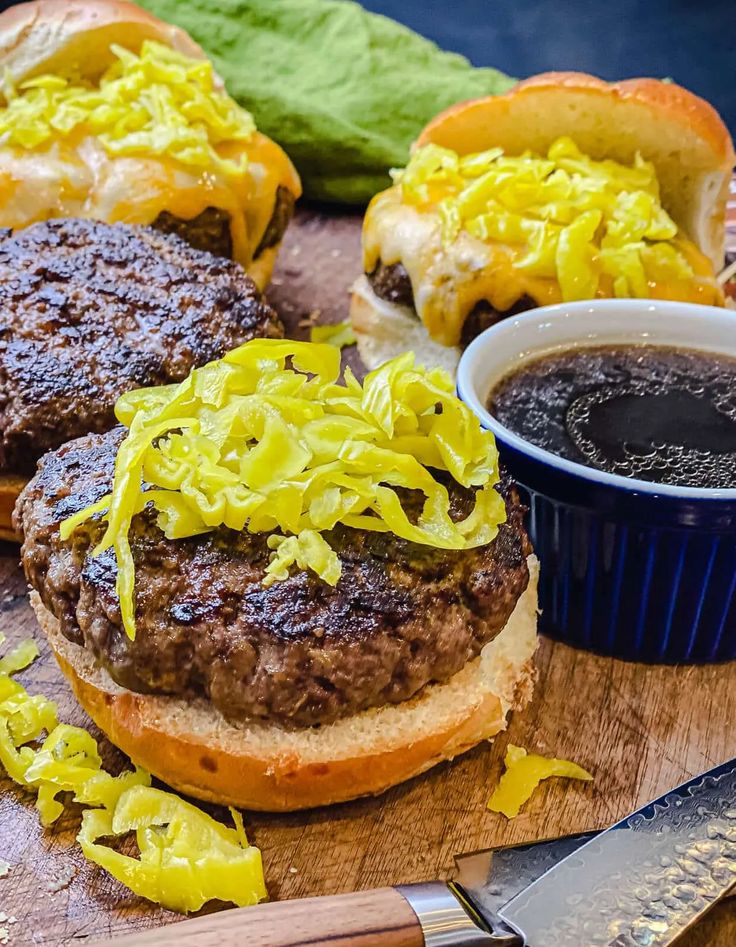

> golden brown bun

[
  {"left": 353, "top": 73, "right": 734, "bottom": 371},
  {"left": 418, "top": 72, "right": 734, "bottom": 270},
  {"left": 32, "top": 557, "right": 538, "bottom": 811},
  {"left": 0, "top": 0, "right": 208, "bottom": 83},
  {"left": 0, "top": 474, "right": 25, "bottom": 542}
]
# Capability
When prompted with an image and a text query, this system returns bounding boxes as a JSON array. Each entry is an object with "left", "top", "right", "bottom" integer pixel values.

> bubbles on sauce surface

[{"left": 488, "top": 345, "right": 736, "bottom": 489}]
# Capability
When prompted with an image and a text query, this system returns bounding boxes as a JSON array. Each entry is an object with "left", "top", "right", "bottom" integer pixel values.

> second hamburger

[
  {"left": 351, "top": 72, "right": 734, "bottom": 373},
  {"left": 0, "top": 217, "right": 283, "bottom": 540}
]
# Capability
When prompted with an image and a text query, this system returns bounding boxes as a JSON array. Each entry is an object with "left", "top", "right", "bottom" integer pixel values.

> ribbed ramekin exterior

[
  {"left": 498, "top": 442, "right": 736, "bottom": 663},
  {"left": 527, "top": 489, "right": 736, "bottom": 662},
  {"left": 455, "top": 300, "right": 736, "bottom": 663}
]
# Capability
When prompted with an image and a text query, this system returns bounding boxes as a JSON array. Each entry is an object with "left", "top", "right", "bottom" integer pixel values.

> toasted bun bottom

[
  {"left": 350, "top": 275, "right": 461, "bottom": 374},
  {"left": 0, "top": 473, "right": 26, "bottom": 542},
  {"left": 32, "top": 556, "right": 538, "bottom": 811}
]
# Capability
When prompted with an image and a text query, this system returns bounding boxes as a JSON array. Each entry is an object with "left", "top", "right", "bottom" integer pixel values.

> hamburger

[
  {"left": 0, "top": 217, "right": 283, "bottom": 541},
  {"left": 350, "top": 72, "right": 735, "bottom": 373},
  {"left": 0, "top": 0, "right": 301, "bottom": 288},
  {"left": 15, "top": 339, "right": 538, "bottom": 811}
]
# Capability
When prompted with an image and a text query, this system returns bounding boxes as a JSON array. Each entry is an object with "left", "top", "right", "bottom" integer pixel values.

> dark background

[{"left": 362, "top": 0, "right": 735, "bottom": 133}]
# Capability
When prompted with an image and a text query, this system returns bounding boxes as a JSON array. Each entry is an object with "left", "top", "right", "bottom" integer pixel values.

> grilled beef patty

[
  {"left": 0, "top": 218, "right": 283, "bottom": 477},
  {"left": 153, "top": 187, "right": 295, "bottom": 262},
  {"left": 16, "top": 427, "right": 532, "bottom": 729},
  {"left": 153, "top": 206, "right": 234, "bottom": 260},
  {"left": 367, "top": 261, "right": 416, "bottom": 308},
  {"left": 366, "top": 261, "right": 536, "bottom": 344},
  {"left": 254, "top": 187, "right": 296, "bottom": 258}
]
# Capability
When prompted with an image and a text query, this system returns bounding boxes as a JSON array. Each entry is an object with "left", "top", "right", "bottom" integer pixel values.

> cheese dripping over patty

[{"left": 363, "top": 136, "right": 723, "bottom": 346}]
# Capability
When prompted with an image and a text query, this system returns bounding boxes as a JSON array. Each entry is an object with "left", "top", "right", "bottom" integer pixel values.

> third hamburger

[{"left": 351, "top": 72, "right": 735, "bottom": 373}]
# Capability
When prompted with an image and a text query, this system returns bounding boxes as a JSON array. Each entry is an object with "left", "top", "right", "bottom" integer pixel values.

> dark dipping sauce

[{"left": 488, "top": 345, "right": 736, "bottom": 489}]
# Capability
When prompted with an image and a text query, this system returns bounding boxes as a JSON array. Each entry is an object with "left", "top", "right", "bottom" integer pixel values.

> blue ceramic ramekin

[{"left": 457, "top": 300, "right": 736, "bottom": 663}]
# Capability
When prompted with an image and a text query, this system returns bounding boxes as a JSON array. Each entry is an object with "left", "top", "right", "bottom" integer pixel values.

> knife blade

[
  {"left": 454, "top": 831, "right": 597, "bottom": 918},
  {"left": 487, "top": 756, "right": 736, "bottom": 945},
  {"left": 455, "top": 829, "right": 736, "bottom": 938}
]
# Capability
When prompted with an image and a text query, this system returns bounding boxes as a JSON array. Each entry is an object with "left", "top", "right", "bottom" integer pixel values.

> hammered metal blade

[
  {"left": 454, "top": 832, "right": 596, "bottom": 921},
  {"left": 499, "top": 757, "right": 736, "bottom": 946}
]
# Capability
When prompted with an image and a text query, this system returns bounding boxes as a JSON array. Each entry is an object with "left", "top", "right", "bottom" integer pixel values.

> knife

[{"left": 90, "top": 757, "right": 736, "bottom": 947}]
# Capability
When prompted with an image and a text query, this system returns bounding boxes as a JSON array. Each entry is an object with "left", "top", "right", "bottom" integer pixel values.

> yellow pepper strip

[
  {"left": 24, "top": 724, "right": 151, "bottom": 826},
  {"left": 78, "top": 787, "right": 267, "bottom": 914},
  {"left": 310, "top": 320, "right": 357, "bottom": 349},
  {"left": 229, "top": 807, "right": 249, "bottom": 847},
  {"left": 487, "top": 744, "right": 593, "bottom": 819},
  {"left": 397, "top": 136, "right": 694, "bottom": 302},
  {"left": 0, "top": 40, "right": 254, "bottom": 176},
  {"left": 265, "top": 530, "right": 341, "bottom": 586},
  {"left": 61, "top": 340, "right": 505, "bottom": 640},
  {"left": 0, "top": 634, "right": 267, "bottom": 913},
  {"left": 0, "top": 636, "right": 38, "bottom": 676}
]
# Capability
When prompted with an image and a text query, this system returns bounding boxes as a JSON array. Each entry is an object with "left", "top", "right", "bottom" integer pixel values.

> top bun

[
  {"left": 0, "top": 0, "right": 208, "bottom": 83},
  {"left": 418, "top": 72, "right": 735, "bottom": 271}
]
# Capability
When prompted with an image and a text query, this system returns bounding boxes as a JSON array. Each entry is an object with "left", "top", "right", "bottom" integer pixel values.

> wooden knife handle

[{"left": 99, "top": 887, "right": 423, "bottom": 947}]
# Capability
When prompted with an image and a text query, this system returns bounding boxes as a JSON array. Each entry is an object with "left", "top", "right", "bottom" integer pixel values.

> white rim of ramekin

[{"left": 457, "top": 299, "right": 736, "bottom": 501}]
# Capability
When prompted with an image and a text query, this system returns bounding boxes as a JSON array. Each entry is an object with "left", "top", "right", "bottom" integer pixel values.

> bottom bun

[
  {"left": 33, "top": 556, "right": 538, "bottom": 811},
  {"left": 350, "top": 275, "right": 462, "bottom": 375},
  {"left": 0, "top": 474, "right": 26, "bottom": 542}
]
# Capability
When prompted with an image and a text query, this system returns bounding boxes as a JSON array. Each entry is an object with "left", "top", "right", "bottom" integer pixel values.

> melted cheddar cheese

[
  {"left": 0, "top": 42, "right": 300, "bottom": 278},
  {"left": 363, "top": 140, "right": 723, "bottom": 347},
  {"left": 0, "top": 132, "right": 298, "bottom": 271}
]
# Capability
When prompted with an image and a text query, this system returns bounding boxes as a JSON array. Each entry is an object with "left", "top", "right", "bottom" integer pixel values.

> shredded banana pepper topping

[
  {"left": 0, "top": 633, "right": 266, "bottom": 913},
  {"left": 61, "top": 340, "right": 505, "bottom": 640},
  {"left": 393, "top": 137, "right": 695, "bottom": 300},
  {"left": 310, "top": 319, "right": 357, "bottom": 349},
  {"left": 0, "top": 40, "right": 255, "bottom": 175}
]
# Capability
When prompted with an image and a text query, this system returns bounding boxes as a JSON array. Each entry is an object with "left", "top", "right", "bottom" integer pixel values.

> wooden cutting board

[{"left": 1, "top": 207, "right": 736, "bottom": 947}]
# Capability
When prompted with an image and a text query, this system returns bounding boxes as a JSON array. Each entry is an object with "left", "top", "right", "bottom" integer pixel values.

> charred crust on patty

[
  {"left": 16, "top": 426, "right": 531, "bottom": 730},
  {"left": 0, "top": 218, "right": 283, "bottom": 476}
]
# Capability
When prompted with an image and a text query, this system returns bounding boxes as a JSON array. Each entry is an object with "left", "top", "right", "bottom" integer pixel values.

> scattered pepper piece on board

[{"left": 488, "top": 744, "right": 593, "bottom": 819}]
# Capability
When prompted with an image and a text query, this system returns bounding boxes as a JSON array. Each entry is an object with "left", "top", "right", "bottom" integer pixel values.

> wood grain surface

[{"left": 1, "top": 207, "right": 736, "bottom": 947}]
